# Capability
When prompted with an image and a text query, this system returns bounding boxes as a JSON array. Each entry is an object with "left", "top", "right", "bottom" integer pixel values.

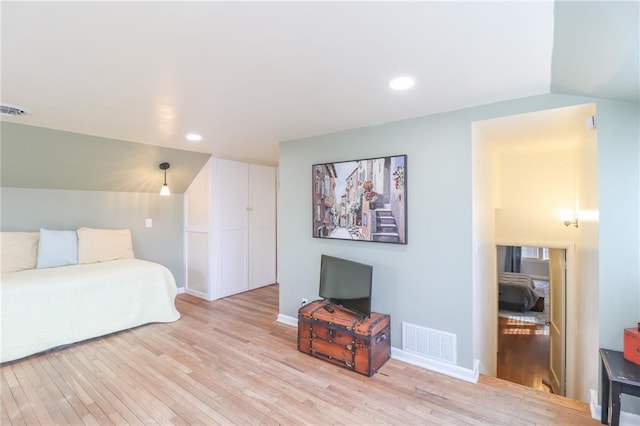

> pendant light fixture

[{"left": 159, "top": 162, "right": 171, "bottom": 196}]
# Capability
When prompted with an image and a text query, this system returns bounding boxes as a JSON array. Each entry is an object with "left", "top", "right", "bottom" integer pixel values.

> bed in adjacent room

[{"left": 498, "top": 272, "right": 543, "bottom": 312}]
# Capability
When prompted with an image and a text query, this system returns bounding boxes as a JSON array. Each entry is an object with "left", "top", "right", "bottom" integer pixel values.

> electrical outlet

[{"left": 301, "top": 298, "right": 308, "bottom": 306}]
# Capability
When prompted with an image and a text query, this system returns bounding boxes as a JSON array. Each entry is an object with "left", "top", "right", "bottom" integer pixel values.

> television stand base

[{"left": 297, "top": 300, "right": 391, "bottom": 376}]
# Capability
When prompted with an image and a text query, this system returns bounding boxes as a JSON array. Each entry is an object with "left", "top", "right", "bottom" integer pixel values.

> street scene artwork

[{"left": 312, "top": 155, "right": 407, "bottom": 244}]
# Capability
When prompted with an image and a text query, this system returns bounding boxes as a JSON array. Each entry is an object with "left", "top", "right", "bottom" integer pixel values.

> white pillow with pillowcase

[
  {"left": 36, "top": 228, "right": 78, "bottom": 269},
  {"left": 0, "top": 232, "right": 40, "bottom": 273},
  {"left": 77, "top": 227, "right": 134, "bottom": 264}
]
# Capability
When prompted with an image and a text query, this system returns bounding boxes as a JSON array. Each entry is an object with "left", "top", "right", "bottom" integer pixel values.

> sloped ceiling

[
  {"left": 551, "top": 1, "right": 639, "bottom": 103},
  {"left": 0, "top": 123, "right": 211, "bottom": 193}
]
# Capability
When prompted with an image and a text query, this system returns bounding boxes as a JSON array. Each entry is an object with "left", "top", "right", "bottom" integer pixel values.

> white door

[
  {"left": 248, "top": 164, "right": 276, "bottom": 289},
  {"left": 218, "top": 160, "right": 249, "bottom": 298},
  {"left": 548, "top": 248, "right": 566, "bottom": 395}
]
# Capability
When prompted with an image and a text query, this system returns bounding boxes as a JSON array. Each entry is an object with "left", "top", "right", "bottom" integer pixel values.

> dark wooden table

[{"left": 600, "top": 348, "right": 640, "bottom": 425}]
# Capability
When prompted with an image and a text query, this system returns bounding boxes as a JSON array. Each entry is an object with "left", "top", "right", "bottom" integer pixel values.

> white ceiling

[
  {"left": 475, "top": 103, "right": 596, "bottom": 153},
  {"left": 1, "top": 2, "right": 636, "bottom": 166}
]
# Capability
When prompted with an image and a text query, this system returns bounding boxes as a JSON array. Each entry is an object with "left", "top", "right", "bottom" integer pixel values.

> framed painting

[{"left": 312, "top": 154, "right": 406, "bottom": 244}]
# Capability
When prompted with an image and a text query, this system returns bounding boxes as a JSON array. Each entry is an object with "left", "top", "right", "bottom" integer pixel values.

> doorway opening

[
  {"left": 472, "top": 102, "right": 598, "bottom": 401},
  {"left": 496, "top": 245, "right": 566, "bottom": 395}
]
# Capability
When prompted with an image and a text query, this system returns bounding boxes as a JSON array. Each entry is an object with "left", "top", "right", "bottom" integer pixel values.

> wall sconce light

[
  {"left": 564, "top": 218, "right": 579, "bottom": 228},
  {"left": 159, "top": 162, "right": 170, "bottom": 196}
]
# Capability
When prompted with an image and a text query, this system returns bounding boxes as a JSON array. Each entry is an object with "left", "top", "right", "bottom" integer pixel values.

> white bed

[
  {"left": 1, "top": 258, "right": 180, "bottom": 363},
  {"left": 497, "top": 271, "right": 541, "bottom": 312}
]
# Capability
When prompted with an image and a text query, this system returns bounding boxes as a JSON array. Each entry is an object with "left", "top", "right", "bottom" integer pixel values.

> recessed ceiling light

[
  {"left": 389, "top": 76, "right": 415, "bottom": 91},
  {"left": 186, "top": 133, "right": 202, "bottom": 142}
]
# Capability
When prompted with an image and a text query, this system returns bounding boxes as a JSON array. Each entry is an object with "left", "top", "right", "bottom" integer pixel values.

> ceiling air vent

[{"left": 0, "top": 104, "right": 27, "bottom": 116}]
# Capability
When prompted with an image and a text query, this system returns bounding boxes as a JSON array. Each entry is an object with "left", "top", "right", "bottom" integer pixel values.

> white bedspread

[{"left": 1, "top": 259, "right": 180, "bottom": 363}]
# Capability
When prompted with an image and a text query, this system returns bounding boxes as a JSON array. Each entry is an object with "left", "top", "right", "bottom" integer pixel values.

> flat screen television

[{"left": 319, "top": 254, "right": 373, "bottom": 318}]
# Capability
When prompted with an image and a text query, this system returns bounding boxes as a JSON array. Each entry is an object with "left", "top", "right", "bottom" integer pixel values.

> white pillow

[
  {"left": 37, "top": 229, "right": 78, "bottom": 269},
  {"left": 77, "top": 227, "right": 134, "bottom": 264},
  {"left": 1, "top": 232, "right": 40, "bottom": 273}
]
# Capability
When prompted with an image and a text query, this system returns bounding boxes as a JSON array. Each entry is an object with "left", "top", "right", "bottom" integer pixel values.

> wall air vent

[
  {"left": 0, "top": 104, "right": 28, "bottom": 116},
  {"left": 402, "top": 322, "right": 457, "bottom": 364}
]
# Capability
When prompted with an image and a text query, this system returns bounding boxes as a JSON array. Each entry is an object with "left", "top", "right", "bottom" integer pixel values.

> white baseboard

[
  {"left": 275, "top": 312, "right": 478, "bottom": 383},
  {"left": 590, "top": 388, "right": 640, "bottom": 425},
  {"left": 590, "top": 389, "right": 601, "bottom": 421},
  {"left": 184, "top": 288, "right": 211, "bottom": 300},
  {"left": 391, "top": 347, "right": 479, "bottom": 383},
  {"left": 176, "top": 287, "right": 185, "bottom": 295},
  {"left": 276, "top": 313, "right": 298, "bottom": 327}
]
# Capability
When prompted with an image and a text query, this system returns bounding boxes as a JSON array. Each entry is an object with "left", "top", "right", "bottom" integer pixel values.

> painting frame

[{"left": 312, "top": 154, "right": 407, "bottom": 244}]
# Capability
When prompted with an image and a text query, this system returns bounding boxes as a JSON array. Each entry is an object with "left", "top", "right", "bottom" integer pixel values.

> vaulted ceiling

[{"left": 1, "top": 1, "right": 637, "bottom": 166}]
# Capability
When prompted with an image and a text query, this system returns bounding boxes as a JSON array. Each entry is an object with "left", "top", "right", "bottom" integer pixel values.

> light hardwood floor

[{"left": 2, "top": 284, "right": 596, "bottom": 425}]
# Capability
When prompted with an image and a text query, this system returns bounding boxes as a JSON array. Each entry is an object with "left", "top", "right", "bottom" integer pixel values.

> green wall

[
  {"left": 0, "top": 188, "right": 185, "bottom": 287},
  {"left": 597, "top": 100, "right": 640, "bottom": 349},
  {"left": 0, "top": 122, "right": 210, "bottom": 193},
  {"left": 0, "top": 123, "right": 211, "bottom": 288},
  {"left": 278, "top": 93, "right": 639, "bottom": 372}
]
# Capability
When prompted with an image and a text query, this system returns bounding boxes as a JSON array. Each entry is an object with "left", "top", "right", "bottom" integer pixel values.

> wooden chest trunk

[{"left": 297, "top": 300, "right": 391, "bottom": 376}]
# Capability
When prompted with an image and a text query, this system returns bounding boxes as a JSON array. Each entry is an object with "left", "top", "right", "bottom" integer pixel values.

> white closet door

[
  {"left": 185, "top": 232, "right": 210, "bottom": 298},
  {"left": 249, "top": 164, "right": 276, "bottom": 289},
  {"left": 185, "top": 159, "right": 212, "bottom": 299},
  {"left": 217, "top": 160, "right": 249, "bottom": 298}
]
